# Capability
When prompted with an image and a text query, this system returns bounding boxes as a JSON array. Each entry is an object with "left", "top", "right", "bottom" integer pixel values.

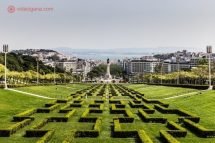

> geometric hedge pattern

[{"left": 0, "top": 84, "right": 215, "bottom": 143}]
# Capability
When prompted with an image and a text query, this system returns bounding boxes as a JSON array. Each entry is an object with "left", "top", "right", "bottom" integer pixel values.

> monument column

[{"left": 106, "top": 58, "right": 112, "bottom": 80}]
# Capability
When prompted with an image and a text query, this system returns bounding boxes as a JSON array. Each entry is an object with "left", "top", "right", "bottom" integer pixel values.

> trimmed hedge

[
  {"left": 36, "top": 130, "right": 54, "bottom": 143},
  {"left": 93, "top": 118, "right": 102, "bottom": 132},
  {"left": 138, "top": 109, "right": 167, "bottom": 123},
  {"left": 25, "top": 130, "right": 50, "bottom": 137},
  {"left": 113, "top": 119, "right": 137, "bottom": 138},
  {"left": 142, "top": 97, "right": 169, "bottom": 108},
  {"left": 143, "top": 109, "right": 155, "bottom": 114},
  {"left": 14, "top": 108, "right": 36, "bottom": 117},
  {"left": 13, "top": 108, "right": 37, "bottom": 121},
  {"left": 138, "top": 130, "right": 153, "bottom": 143},
  {"left": 0, "top": 119, "right": 32, "bottom": 137},
  {"left": 129, "top": 101, "right": 145, "bottom": 108},
  {"left": 62, "top": 130, "right": 76, "bottom": 143},
  {"left": 183, "top": 119, "right": 215, "bottom": 137},
  {"left": 166, "top": 121, "right": 187, "bottom": 137},
  {"left": 75, "top": 119, "right": 101, "bottom": 137},
  {"left": 177, "top": 109, "right": 200, "bottom": 123},
  {"left": 37, "top": 104, "right": 60, "bottom": 113},
  {"left": 160, "top": 130, "right": 180, "bottom": 143},
  {"left": 32, "top": 119, "right": 49, "bottom": 129},
  {"left": 154, "top": 104, "right": 178, "bottom": 114},
  {"left": 65, "top": 109, "right": 76, "bottom": 118},
  {"left": 110, "top": 104, "right": 125, "bottom": 114}
]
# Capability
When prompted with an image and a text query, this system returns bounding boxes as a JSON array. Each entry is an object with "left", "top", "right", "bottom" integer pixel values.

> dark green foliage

[
  {"left": 0, "top": 53, "right": 63, "bottom": 74},
  {"left": 183, "top": 119, "right": 215, "bottom": 138},
  {"left": 160, "top": 130, "right": 180, "bottom": 143}
]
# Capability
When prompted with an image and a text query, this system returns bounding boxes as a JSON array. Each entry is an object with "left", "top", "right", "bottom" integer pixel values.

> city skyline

[{"left": 1, "top": 0, "right": 215, "bottom": 52}]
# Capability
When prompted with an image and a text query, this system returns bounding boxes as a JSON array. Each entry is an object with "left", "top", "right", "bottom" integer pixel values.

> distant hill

[
  {"left": 53, "top": 47, "right": 198, "bottom": 60},
  {"left": 0, "top": 53, "right": 63, "bottom": 74}
]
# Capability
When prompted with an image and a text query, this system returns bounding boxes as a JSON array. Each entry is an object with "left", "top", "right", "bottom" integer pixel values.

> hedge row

[
  {"left": 177, "top": 109, "right": 200, "bottom": 123},
  {"left": 138, "top": 109, "right": 167, "bottom": 123},
  {"left": 160, "top": 130, "right": 180, "bottom": 143},
  {"left": 154, "top": 104, "right": 178, "bottom": 114},
  {"left": 75, "top": 119, "right": 102, "bottom": 137},
  {"left": 32, "top": 119, "right": 49, "bottom": 129},
  {"left": 113, "top": 119, "right": 136, "bottom": 137},
  {"left": 154, "top": 105, "right": 200, "bottom": 123},
  {"left": 36, "top": 130, "right": 55, "bottom": 143},
  {"left": 129, "top": 101, "right": 148, "bottom": 108},
  {"left": 183, "top": 119, "right": 215, "bottom": 137},
  {"left": 62, "top": 130, "right": 76, "bottom": 143},
  {"left": 125, "top": 109, "right": 134, "bottom": 118},
  {"left": 14, "top": 108, "right": 37, "bottom": 117},
  {"left": 93, "top": 118, "right": 102, "bottom": 132},
  {"left": 166, "top": 121, "right": 187, "bottom": 137},
  {"left": 0, "top": 119, "right": 32, "bottom": 137},
  {"left": 142, "top": 97, "right": 169, "bottom": 108},
  {"left": 13, "top": 108, "right": 37, "bottom": 121},
  {"left": 143, "top": 109, "right": 155, "bottom": 114},
  {"left": 137, "top": 130, "right": 153, "bottom": 143},
  {"left": 70, "top": 100, "right": 84, "bottom": 107},
  {"left": 110, "top": 104, "right": 125, "bottom": 114},
  {"left": 59, "top": 104, "right": 71, "bottom": 113},
  {"left": 79, "top": 109, "right": 98, "bottom": 122},
  {"left": 26, "top": 130, "right": 47, "bottom": 137},
  {"left": 37, "top": 104, "right": 60, "bottom": 113},
  {"left": 65, "top": 109, "right": 76, "bottom": 117}
]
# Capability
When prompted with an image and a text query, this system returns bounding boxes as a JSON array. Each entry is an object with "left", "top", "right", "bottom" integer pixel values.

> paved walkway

[
  {"left": 6, "top": 88, "right": 56, "bottom": 100},
  {"left": 163, "top": 90, "right": 205, "bottom": 100}
]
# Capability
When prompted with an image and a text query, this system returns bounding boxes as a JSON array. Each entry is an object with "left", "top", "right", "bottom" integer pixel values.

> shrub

[
  {"left": 114, "top": 119, "right": 121, "bottom": 131},
  {"left": 125, "top": 109, "right": 134, "bottom": 118},
  {"left": 183, "top": 119, "right": 215, "bottom": 137},
  {"left": 14, "top": 108, "right": 37, "bottom": 117},
  {"left": 94, "top": 118, "right": 102, "bottom": 132},
  {"left": 25, "top": 130, "right": 50, "bottom": 137},
  {"left": 138, "top": 130, "right": 153, "bottom": 143},
  {"left": 62, "top": 130, "right": 76, "bottom": 143},
  {"left": 0, "top": 119, "right": 32, "bottom": 136},
  {"left": 65, "top": 109, "right": 76, "bottom": 118},
  {"left": 138, "top": 109, "right": 167, "bottom": 123},
  {"left": 32, "top": 119, "right": 49, "bottom": 129},
  {"left": 36, "top": 130, "right": 54, "bottom": 143},
  {"left": 160, "top": 130, "right": 180, "bottom": 143},
  {"left": 166, "top": 121, "right": 187, "bottom": 137},
  {"left": 154, "top": 104, "right": 178, "bottom": 114}
]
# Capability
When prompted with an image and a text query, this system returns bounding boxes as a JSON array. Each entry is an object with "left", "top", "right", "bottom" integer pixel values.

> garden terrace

[{"left": 0, "top": 83, "right": 214, "bottom": 143}]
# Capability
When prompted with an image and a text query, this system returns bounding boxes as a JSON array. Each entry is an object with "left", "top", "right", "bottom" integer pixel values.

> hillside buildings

[{"left": 123, "top": 50, "right": 212, "bottom": 76}]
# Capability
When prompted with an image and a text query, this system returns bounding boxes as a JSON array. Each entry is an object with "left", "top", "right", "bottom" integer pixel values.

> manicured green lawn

[
  {"left": 14, "top": 84, "right": 90, "bottom": 98},
  {"left": 165, "top": 90, "right": 215, "bottom": 128},
  {"left": 0, "top": 84, "right": 215, "bottom": 143},
  {"left": 125, "top": 84, "right": 198, "bottom": 99},
  {"left": 0, "top": 89, "right": 50, "bottom": 127}
]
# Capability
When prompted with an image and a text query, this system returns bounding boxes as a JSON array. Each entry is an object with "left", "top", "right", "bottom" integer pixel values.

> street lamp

[
  {"left": 3, "top": 45, "right": 8, "bottom": 89},
  {"left": 36, "top": 57, "right": 39, "bottom": 84},
  {"left": 177, "top": 56, "right": 180, "bottom": 85},
  {"left": 54, "top": 62, "right": 56, "bottom": 84},
  {"left": 160, "top": 61, "right": 163, "bottom": 85},
  {"left": 206, "top": 45, "right": 213, "bottom": 90}
]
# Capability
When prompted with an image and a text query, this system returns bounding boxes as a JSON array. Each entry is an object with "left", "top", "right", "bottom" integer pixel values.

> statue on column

[{"left": 105, "top": 58, "right": 112, "bottom": 80}]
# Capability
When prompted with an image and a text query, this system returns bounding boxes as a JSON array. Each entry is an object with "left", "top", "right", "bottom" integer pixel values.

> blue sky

[{"left": 0, "top": 0, "right": 215, "bottom": 52}]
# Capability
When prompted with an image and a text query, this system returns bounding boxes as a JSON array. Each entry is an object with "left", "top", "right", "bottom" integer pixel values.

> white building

[
  {"left": 56, "top": 60, "right": 77, "bottom": 73},
  {"left": 123, "top": 59, "right": 160, "bottom": 74}
]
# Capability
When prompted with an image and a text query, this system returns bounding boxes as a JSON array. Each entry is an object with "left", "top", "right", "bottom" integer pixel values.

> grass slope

[
  {"left": 0, "top": 89, "right": 50, "bottom": 127},
  {"left": 126, "top": 84, "right": 197, "bottom": 99},
  {"left": 14, "top": 84, "right": 90, "bottom": 98}
]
